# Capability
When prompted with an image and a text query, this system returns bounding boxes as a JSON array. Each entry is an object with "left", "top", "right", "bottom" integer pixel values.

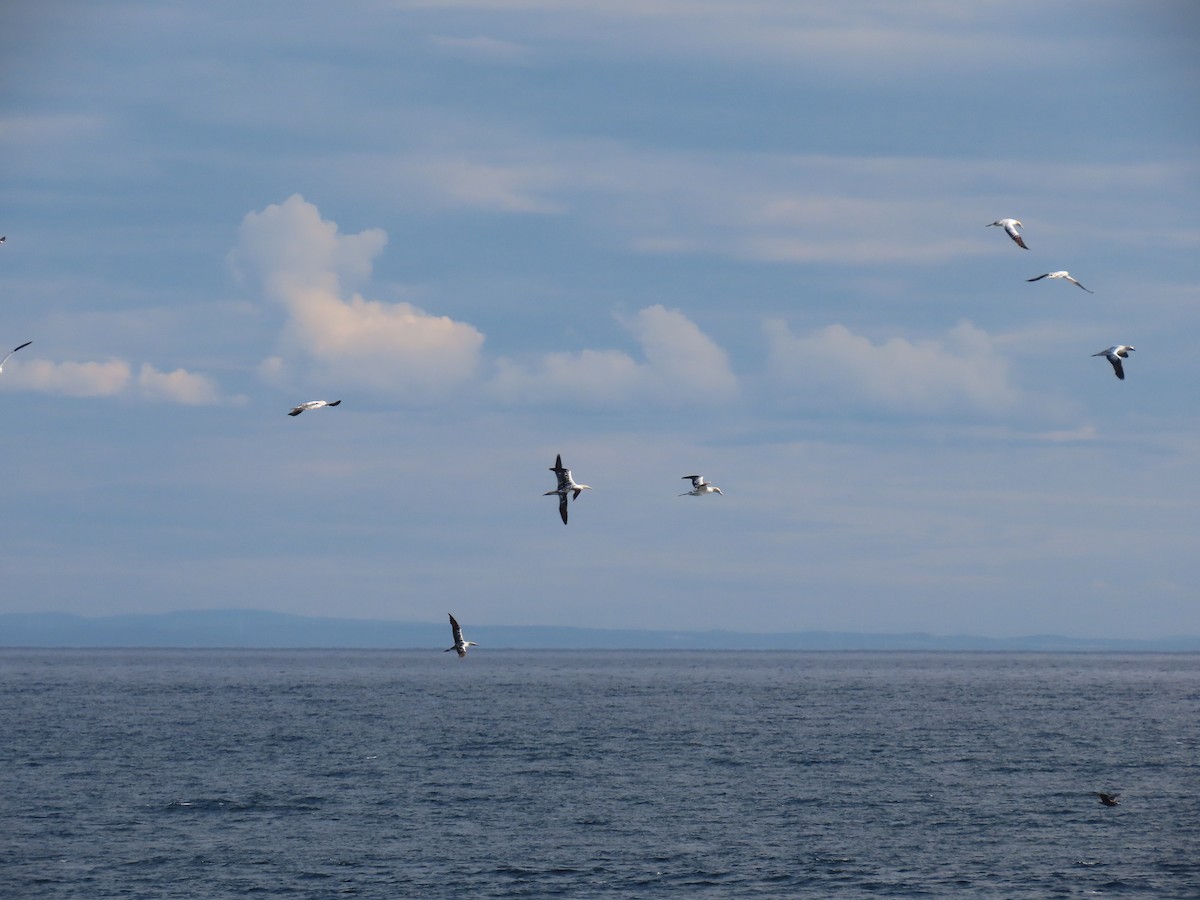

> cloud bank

[
  {"left": 493, "top": 305, "right": 738, "bottom": 406},
  {"left": 765, "top": 319, "right": 1018, "bottom": 415},
  {"left": 5, "top": 359, "right": 221, "bottom": 404}
]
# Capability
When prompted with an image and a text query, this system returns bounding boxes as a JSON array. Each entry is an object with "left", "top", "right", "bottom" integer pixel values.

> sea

[{"left": 2, "top": 650, "right": 1197, "bottom": 898}]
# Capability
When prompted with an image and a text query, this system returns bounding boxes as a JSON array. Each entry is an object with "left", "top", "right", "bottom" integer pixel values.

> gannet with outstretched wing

[
  {"left": 680, "top": 475, "right": 722, "bottom": 496},
  {"left": 445, "top": 614, "right": 478, "bottom": 658},
  {"left": 1092, "top": 345, "right": 1134, "bottom": 380},
  {"left": 544, "top": 454, "right": 591, "bottom": 524},
  {"left": 1027, "top": 271, "right": 1093, "bottom": 292},
  {"left": 988, "top": 218, "right": 1028, "bottom": 250},
  {"left": 0, "top": 341, "right": 31, "bottom": 374},
  {"left": 288, "top": 399, "right": 342, "bottom": 416}
]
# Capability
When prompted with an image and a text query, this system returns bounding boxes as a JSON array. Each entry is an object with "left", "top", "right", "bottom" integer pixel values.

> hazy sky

[{"left": 2, "top": 2, "right": 1198, "bottom": 638}]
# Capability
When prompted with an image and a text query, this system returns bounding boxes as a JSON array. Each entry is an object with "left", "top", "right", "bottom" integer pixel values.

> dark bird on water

[{"left": 1095, "top": 792, "right": 1120, "bottom": 807}]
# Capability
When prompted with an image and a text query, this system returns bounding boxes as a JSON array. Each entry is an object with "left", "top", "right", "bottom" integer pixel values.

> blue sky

[{"left": 2, "top": 1, "right": 1198, "bottom": 638}]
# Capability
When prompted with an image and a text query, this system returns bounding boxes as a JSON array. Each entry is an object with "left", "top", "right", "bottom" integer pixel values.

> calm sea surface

[{"left": 2, "top": 650, "right": 1197, "bottom": 898}]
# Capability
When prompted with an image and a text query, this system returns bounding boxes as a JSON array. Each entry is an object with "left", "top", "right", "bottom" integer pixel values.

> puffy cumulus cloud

[
  {"left": 233, "top": 195, "right": 484, "bottom": 392},
  {"left": 4, "top": 358, "right": 222, "bottom": 405},
  {"left": 624, "top": 305, "right": 738, "bottom": 399},
  {"left": 6, "top": 359, "right": 132, "bottom": 397},
  {"left": 765, "top": 319, "right": 1018, "bottom": 416},
  {"left": 231, "top": 193, "right": 387, "bottom": 296},
  {"left": 137, "top": 364, "right": 220, "bottom": 405},
  {"left": 492, "top": 305, "right": 737, "bottom": 406}
]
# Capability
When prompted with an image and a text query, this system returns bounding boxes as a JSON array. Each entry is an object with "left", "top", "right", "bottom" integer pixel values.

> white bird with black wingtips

[
  {"left": 680, "top": 475, "right": 722, "bottom": 497},
  {"left": 445, "top": 613, "right": 478, "bottom": 658},
  {"left": 287, "top": 399, "right": 342, "bottom": 416},
  {"left": 0, "top": 340, "right": 31, "bottom": 374},
  {"left": 987, "top": 218, "right": 1028, "bottom": 250},
  {"left": 544, "top": 453, "right": 590, "bottom": 525},
  {"left": 1093, "top": 345, "right": 1134, "bottom": 380},
  {"left": 1027, "top": 271, "right": 1093, "bottom": 293}
]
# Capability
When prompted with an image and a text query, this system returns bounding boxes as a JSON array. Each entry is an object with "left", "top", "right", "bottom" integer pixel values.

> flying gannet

[
  {"left": 1095, "top": 792, "right": 1120, "bottom": 807},
  {"left": 1092, "top": 345, "right": 1134, "bottom": 380},
  {"left": 287, "top": 399, "right": 342, "bottom": 416},
  {"left": 0, "top": 340, "right": 31, "bottom": 374},
  {"left": 544, "top": 453, "right": 590, "bottom": 525},
  {"left": 680, "top": 475, "right": 722, "bottom": 496},
  {"left": 1027, "top": 271, "right": 1093, "bottom": 293},
  {"left": 445, "top": 613, "right": 478, "bottom": 658},
  {"left": 988, "top": 218, "right": 1028, "bottom": 250}
]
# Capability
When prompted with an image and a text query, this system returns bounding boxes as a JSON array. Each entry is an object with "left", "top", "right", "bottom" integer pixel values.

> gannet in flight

[
  {"left": 680, "top": 475, "right": 722, "bottom": 496},
  {"left": 544, "top": 453, "right": 590, "bottom": 524},
  {"left": 1092, "top": 345, "right": 1134, "bottom": 380},
  {"left": 1095, "top": 792, "right": 1120, "bottom": 807},
  {"left": 0, "top": 340, "right": 31, "bottom": 374},
  {"left": 1027, "top": 271, "right": 1093, "bottom": 293},
  {"left": 987, "top": 218, "right": 1028, "bottom": 250},
  {"left": 287, "top": 399, "right": 342, "bottom": 416},
  {"left": 445, "top": 613, "right": 478, "bottom": 658}
]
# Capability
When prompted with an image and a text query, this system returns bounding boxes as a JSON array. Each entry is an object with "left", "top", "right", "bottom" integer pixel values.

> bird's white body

[
  {"left": 545, "top": 454, "right": 591, "bottom": 524},
  {"left": 680, "top": 475, "right": 722, "bottom": 496},
  {"left": 1027, "top": 270, "right": 1093, "bottom": 292},
  {"left": 288, "top": 399, "right": 342, "bottom": 416},
  {"left": 445, "top": 613, "right": 478, "bottom": 658},
  {"left": 0, "top": 340, "right": 31, "bottom": 374},
  {"left": 988, "top": 218, "right": 1028, "bottom": 249},
  {"left": 1093, "top": 345, "right": 1134, "bottom": 380}
]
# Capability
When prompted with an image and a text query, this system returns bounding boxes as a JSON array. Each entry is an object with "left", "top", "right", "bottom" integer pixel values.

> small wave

[{"left": 162, "top": 794, "right": 326, "bottom": 813}]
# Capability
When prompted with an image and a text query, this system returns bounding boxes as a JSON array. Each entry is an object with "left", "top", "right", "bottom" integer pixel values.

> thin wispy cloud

[{"left": 428, "top": 34, "right": 532, "bottom": 63}]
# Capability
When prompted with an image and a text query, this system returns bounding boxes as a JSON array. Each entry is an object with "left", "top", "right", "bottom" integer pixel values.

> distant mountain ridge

[{"left": 2, "top": 610, "right": 1198, "bottom": 651}]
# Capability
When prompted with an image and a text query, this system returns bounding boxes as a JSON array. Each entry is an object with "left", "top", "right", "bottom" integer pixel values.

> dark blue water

[{"left": 2, "top": 650, "right": 1197, "bottom": 897}]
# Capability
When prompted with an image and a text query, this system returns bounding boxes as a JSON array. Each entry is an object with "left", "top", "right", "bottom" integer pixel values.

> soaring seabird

[
  {"left": 0, "top": 340, "right": 31, "bottom": 374},
  {"left": 544, "top": 453, "right": 590, "bottom": 524},
  {"left": 1027, "top": 271, "right": 1093, "bottom": 293},
  {"left": 988, "top": 218, "right": 1028, "bottom": 250},
  {"left": 287, "top": 399, "right": 342, "bottom": 416},
  {"left": 445, "top": 613, "right": 478, "bottom": 658},
  {"left": 1095, "top": 792, "right": 1120, "bottom": 807},
  {"left": 680, "top": 475, "right": 722, "bottom": 496},
  {"left": 1092, "top": 345, "right": 1134, "bottom": 380}
]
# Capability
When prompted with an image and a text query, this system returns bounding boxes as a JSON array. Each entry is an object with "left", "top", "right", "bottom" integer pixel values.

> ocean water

[{"left": 2, "top": 650, "right": 1197, "bottom": 898}]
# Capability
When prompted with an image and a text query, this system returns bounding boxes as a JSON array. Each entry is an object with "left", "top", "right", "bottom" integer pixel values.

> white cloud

[
  {"left": 6, "top": 359, "right": 132, "bottom": 397},
  {"left": 4, "top": 358, "right": 223, "bottom": 405},
  {"left": 765, "top": 319, "right": 1018, "bottom": 415},
  {"left": 138, "top": 364, "right": 221, "bottom": 405},
  {"left": 233, "top": 195, "right": 485, "bottom": 392},
  {"left": 492, "top": 304, "right": 737, "bottom": 405}
]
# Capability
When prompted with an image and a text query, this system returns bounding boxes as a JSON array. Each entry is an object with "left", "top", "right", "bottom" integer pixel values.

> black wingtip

[
  {"left": 13, "top": 341, "right": 32, "bottom": 352},
  {"left": 327, "top": 400, "right": 342, "bottom": 406}
]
